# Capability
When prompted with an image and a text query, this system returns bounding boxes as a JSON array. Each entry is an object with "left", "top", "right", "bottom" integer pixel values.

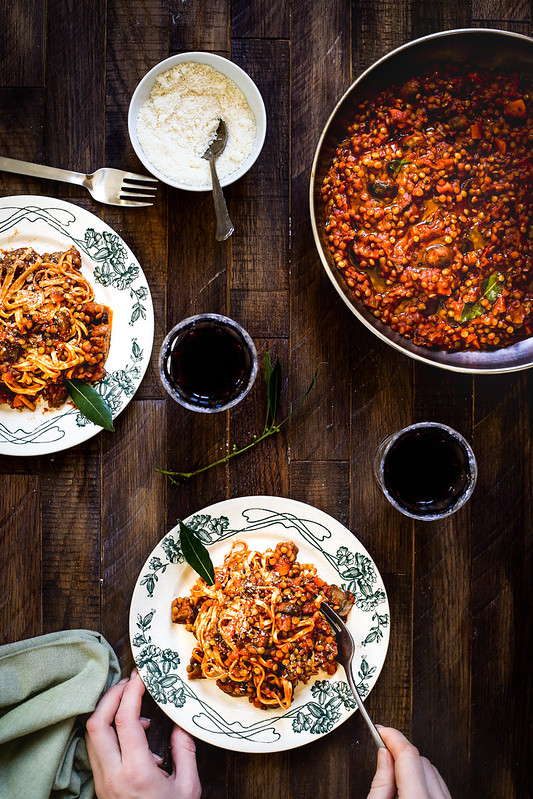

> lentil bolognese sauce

[
  {"left": 171, "top": 540, "right": 354, "bottom": 710},
  {"left": 0, "top": 246, "right": 112, "bottom": 410},
  {"left": 321, "top": 63, "right": 532, "bottom": 350}
]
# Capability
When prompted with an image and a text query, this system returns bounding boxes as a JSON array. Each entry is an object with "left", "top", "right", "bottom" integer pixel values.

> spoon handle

[
  {"left": 208, "top": 158, "right": 234, "bottom": 241},
  {"left": 345, "top": 661, "right": 387, "bottom": 749}
]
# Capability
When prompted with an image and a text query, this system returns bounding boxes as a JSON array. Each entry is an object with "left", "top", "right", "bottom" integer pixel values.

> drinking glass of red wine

[
  {"left": 373, "top": 422, "right": 477, "bottom": 520},
  {"left": 159, "top": 313, "right": 258, "bottom": 412}
]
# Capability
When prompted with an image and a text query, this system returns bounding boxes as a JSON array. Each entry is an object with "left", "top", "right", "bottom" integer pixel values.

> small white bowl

[{"left": 128, "top": 51, "right": 267, "bottom": 191}]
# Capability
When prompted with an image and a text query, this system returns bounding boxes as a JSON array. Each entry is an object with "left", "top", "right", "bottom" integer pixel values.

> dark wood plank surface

[{"left": 0, "top": 2, "right": 531, "bottom": 798}]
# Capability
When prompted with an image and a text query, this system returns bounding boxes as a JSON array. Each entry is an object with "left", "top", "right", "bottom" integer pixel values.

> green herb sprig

[
  {"left": 460, "top": 272, "right": 505, "bottom": 322},
  {"left": 386, "top": 158, "right": 410, "bottom": 177},
  {"left": 159, "top": 351, "right": 323, "bottom": 483},
  {"left": 179, "top": 519, "right": 215, "bottom": 585},
  {"left": 66, "top": 378, "right": 114, "bottom": 431}
]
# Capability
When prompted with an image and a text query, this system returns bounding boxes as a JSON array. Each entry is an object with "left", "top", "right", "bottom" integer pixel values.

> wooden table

[{"left": 1, "top": 2, "right": 531, "bottom": 798}]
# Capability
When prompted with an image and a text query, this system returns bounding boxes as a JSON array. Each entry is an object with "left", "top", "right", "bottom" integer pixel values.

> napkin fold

[{"left": 0, "top": 629, "right": 120, "bottom": 799}]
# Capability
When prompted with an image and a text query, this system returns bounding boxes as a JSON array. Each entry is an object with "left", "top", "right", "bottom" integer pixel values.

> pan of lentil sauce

[{"left": 311, "top": 30, "right": 533, "bottom": 372}]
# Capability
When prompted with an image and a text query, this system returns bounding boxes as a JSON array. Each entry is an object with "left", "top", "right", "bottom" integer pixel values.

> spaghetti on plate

[
  {"left": 172, "top": 540, "right": 354, "bottom": 710},
  {"left": 0, "top": 246, "right": 111, "bottom": 410}
]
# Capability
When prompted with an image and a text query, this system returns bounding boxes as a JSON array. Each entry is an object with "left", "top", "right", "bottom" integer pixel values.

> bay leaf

[
  {"left": 66, "top": 378, "right": 115, "bottom": 431},
  {"left": 264, "top": 351, "right": 282, "bottom": 428},
  {"left": 179, "top": 520, "right": 215, "bottom": 585}
]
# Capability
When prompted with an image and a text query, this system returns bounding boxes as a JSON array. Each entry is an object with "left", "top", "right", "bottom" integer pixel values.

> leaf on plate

[
  {"left": 179, "top": 520, "right": 215, "bottom": 585},
  {"left": 66, "top": 378, "right": 115, "bottom": 431}
]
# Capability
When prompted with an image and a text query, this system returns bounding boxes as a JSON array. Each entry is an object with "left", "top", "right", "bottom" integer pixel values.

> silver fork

[
  {"left": 0, "top": 156, "right": 157, "bottom": 207},
  {"left": 321, "top": 601, "right": 387, "bottom": 749}
]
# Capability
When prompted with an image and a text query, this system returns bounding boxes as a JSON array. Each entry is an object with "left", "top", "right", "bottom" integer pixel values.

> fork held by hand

[
  {"left": 321, "top": 602, "right": 387, "bottom": 749},
  {"left": 0, "top": 156, "right": 157, "bottom": 207}
]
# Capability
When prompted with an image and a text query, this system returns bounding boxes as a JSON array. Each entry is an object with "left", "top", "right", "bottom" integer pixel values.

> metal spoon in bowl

[
  {"left": 202, "top": 119, "right": 234, "bottom": 242},
  {"left": 321, "top": 601, "right": 387, "bottom": 749}
]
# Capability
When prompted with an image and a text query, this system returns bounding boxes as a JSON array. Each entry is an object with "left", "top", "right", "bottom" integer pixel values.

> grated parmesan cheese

[{"left": 136, "top": 61, "right": 257, "bottom": 188}]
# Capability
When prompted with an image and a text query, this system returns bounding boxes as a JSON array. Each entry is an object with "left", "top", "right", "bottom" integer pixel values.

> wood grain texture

[
  {"left": 291, "top": 0, "right": 352, "bottom": 464},
  {"left": 45, "top": 0, "right": 106, "bottom": 175},
  {"left": 0, "top": 475, "right": 41, "bottom": 645},
  {"left": 170, "top": 0, "right": 229, "bottom": 54},
  {"left": 230, "top": 38, "right": 290, "bottom": 296},
  {"left": 101, "top": 400, "right": 167, "bottom": 664},
  {"left": 0, "top": 1, "right": 531, "bottom": 797},
  {"left": 409, "top": 0, "right": 471, "bottom": 35},
  {"left": 291, "top": 461, "right": 350, "bottom": 524},
  {"left": 0, "top": 85, "right": 45, "bottom": 202},
  {"left": 228, "top": 339, "right": 290, "bottom": 500},
  {"left": 40, "top": 444, "right": 102, "bottom": 633},
  {"left": 106, "top": 0, "right": 169, "bottom": 173},
  {"left": 232, "top": 0, "right": 290, "bottom": 39},
  {"left": 470, "top": 372, "right": 533, "bottom": 797},
  {"left": 0, "top": 0, "right": 45, "bottom": 88},
  {"left": 472, "top": 0, "right": 531, "bottom": 20},
  {"left": 353, "top": 0, "right": 412, "bottom": 73}
]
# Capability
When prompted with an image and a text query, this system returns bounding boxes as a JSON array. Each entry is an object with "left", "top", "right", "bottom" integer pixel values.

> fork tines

[
  {"left": 120, "top": 175, "right": 157, "bottom": 206},
  {"left": 120, "top": 191, "right": 157, "bottom": 200},
  {"left": 321, "top": 602, "right": 343, "bottom": 629},
  {"left": 122, "top": 172, "right": 158, "bottom": 184}
]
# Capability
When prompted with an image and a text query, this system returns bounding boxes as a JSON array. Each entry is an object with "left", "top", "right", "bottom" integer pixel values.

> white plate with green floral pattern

[
  {"left": 0, "top": 196, "right": 154, "bottom": 456},
  {"left": 130, "top": 495, "right": 390, "bottom": 752}
]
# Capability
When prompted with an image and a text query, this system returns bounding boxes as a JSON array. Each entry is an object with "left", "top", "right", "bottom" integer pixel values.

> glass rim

[
  {"left": 158, "top": 313, "right": 259, "bottom": 413},
  {"left": 374, "top": 421, "right": 478, "bottom": 521}
]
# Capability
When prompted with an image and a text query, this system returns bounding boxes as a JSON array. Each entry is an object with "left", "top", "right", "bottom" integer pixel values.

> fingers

[
  {"left": 377, "top": 727, "right": 452, "bottom": 799},
  {"left": 377, "top": 726, "right": 429, "bottom": 797},
  {"left": 85, "top": 677, "right": 128, "bottom": 771},
  {"left": 366, "top": 746, "right": 397, "bottom": 799},
  {"left": 377, "top": 726, "right": 423, "bottom": 761},
  {"left": 113, "top": 669, "right": 154, "bottom": 770},
  {"left": 421, "top": 757, "right": 453, "bottom": 799},
  {"left": 170, "top": 725, "right": 202, "bottom": 799},
  {"left": 86, "top": 670, "right": 204, "bottom": 799},
  {"left": 139, "top": 714, "right": 165, "bottom": 767}
]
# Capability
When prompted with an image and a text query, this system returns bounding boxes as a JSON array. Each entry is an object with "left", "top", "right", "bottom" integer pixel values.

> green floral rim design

[
  {"left": 129, "top": 496, "right": 390, "bottom": 753},
  {"left": 0, "top": 196, "right": 154, "bottom": 456}
]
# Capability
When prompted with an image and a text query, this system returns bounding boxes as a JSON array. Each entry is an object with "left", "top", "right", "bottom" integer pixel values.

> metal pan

[{"left": 310, "top": 29, "right": 533, "bottom": 373}]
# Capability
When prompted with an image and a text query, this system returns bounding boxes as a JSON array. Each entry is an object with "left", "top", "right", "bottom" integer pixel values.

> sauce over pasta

[
  {"left": 172, "top": 540, "right": 354, "bottom": 710},
  {"left": 0, "top": 246, "right": 112, "bottom": 410}
]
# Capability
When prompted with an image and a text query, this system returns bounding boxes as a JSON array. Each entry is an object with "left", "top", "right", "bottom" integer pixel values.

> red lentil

[{"left": 321, "top": 64, "right": 533, "bottom": 350}]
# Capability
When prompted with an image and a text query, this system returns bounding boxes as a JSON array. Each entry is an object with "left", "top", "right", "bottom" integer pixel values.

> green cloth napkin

[{"left": 0, "top": 629, "right": 120, "bottom": 799}]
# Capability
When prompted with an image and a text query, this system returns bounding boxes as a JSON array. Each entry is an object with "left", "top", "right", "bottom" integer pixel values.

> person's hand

[
  {"left": 367, "top": 726, "right": 452, "bottom": 799},
  {"left": 86, "top": 669, "right": 202, "bottom": 799}
]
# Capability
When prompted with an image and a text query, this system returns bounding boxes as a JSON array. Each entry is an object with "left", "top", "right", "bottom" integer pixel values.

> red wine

[
  {"left": 383, "top": 428, "right": 470, "bottom": 516},
  {"left": 162, "top": 322, "right": 252, "bottom": 409}
]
